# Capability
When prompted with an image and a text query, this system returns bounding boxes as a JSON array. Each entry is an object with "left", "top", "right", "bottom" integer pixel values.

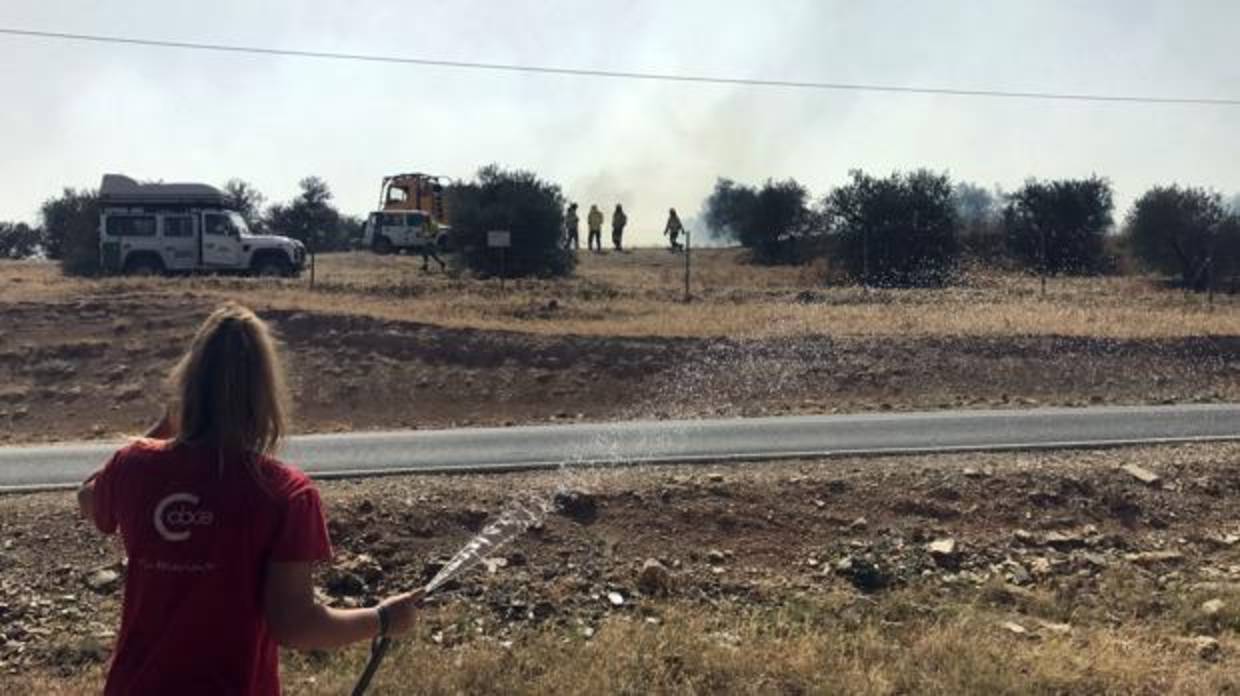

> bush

[
  {"left": 42, "top": 188, "right": 101, "bottom": 275},
  {"left": 449, "top": 165, "right": 572, "bottom": 277},
  {"left": 1003, "top": 177, "right": 1113, "bottom": 275},
  {"left": 264, "top": 177, "right": 352, "bottom": 252},
  {"left": 703, "top": 178, "right": 815, "bottom": 264},
  {"left": 1126, "top": 185, "right": 1240, "bottom": 290},
  {"left": 0, "top": 222, "right": 45, "bottom": 259},
  {"left": 824, "top": 169, "right": 960, "bottom": 286}
]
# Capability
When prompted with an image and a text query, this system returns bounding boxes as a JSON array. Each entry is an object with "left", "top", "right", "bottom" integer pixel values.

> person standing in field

[
  {"left": 77, "top": 303, "right": 424, "bottom": 695},
  {"left": 612, "top": 204, "right": 628, "bottom": 251},
  {"left": 664, "top": 208, "right": 685, "bottom": 252},
  {"left": 564, "top": 203, "right": 580, "bottom": 251},
  {"left": 587, "top": 204, "right": 604, "bottom": 252},
  {"left": 418, "top": 218, "right": 447, "bottom": 272}
]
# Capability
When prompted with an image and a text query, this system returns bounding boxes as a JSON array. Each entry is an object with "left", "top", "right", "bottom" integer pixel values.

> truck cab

[{"left": 98, "top": 174, "right": 306, "bottom": 277}]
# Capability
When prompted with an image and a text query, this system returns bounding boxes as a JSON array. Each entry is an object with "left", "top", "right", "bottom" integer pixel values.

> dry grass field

[
  {"left": 2, "top": 249, "right": 1238, "bottom": 340},
  {"left": 2, "top": 444, "right": 1237, "bottom": 693},
  {"left": 1, "top": 250, "right": 1238, "bottom": 443}
]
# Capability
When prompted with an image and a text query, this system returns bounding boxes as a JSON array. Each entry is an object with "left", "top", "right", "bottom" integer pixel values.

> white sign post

[
  {"left": 487, "top": 230, "right": 512, "bottom": 287},
  {"left": 486, "top": 230, "right": 512, "bottom": 248}
]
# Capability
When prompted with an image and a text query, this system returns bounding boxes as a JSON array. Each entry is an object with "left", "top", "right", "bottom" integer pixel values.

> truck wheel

[
  {"left": 123, "top": 255, "right": 163, "bottom": 277},
  {"left": 254, "top": 256, "right": 291, "bottom": 278},
  {"left": 373, "top": 236, "right": 393, "bottom": 255}
]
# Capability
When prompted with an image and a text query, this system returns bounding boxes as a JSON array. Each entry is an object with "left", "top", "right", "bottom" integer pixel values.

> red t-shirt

[{"left": 92, "top": 439, "right": 332, "bottom": 695}]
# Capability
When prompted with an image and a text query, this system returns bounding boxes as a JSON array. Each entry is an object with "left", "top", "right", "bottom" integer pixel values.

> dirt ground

[
  {"left": 1, "top": 252, "right": 1238, "bottom": 444},
  {"left": 1, "top": 444, "right": 1237, "bottom": 691}
]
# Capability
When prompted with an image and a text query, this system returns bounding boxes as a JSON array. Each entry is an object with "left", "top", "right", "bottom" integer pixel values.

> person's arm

[
  {"left": 264, "top": 561, "right": 424, "bottom": 651},
  {"left": 77, "top": 470, "right": 100, "bottom": 523}
]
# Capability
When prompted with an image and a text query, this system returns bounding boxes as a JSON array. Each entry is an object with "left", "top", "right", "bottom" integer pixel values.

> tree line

[
  {"left": 703, "top": 172, "right": 1240, "bottom": 290},
  {"left": 4, "top": 168, "right": 1237, "bottom": 288}
]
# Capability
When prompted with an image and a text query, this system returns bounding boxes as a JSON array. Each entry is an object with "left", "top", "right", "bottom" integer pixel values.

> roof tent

[{"left": 99, "top": 174, "right": 232, "bottom": 208}]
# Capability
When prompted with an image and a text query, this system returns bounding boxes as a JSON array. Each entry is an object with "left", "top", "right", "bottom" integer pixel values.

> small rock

[
  {"left": 707, "top": 473, "right": 724, "bottom": 483},
  {"left": 848, "top": 517, "right": 868, "bottom": 531},
  {"left": 835, "top": 556, "right": 893, "bottom": 593},
  {"left": 554, "top": 490, "right": 598, "bottom": 524},
  {"left": 606, "top": 591, "right": 625, "bottom": 607},
  {"left": 84, "top": 569, "right": 121, "bottom": 593},
  {"left": 1120, "top": 464, "right": 1161, "bottom": 486},
  {"left": 927, "top": 538, "right": 961, "bottom": 569},
  {"left": 1125, "top": 551, "right": 1185, "bottom": 567},
  {"left": 1201, "top": 599, "right": 1225, "bottom": 617},
  {"left": 637, "top": 559, "right": 671, "bottom": 595},
  {"left": 1007, "top": 563, "right": 1032, "bottom": 586},
  {"left": 1037, "top": 620, "right": 1072, "bottom": 635},
  {"left": 1000, "top": 621, "right": 1034, "bottom": 639},
  {"left": 706, "top": 549, "right": 727, "bottom": 564},
  {"left": 1191, "top": 635, "right": 1221, "bottom": 662},
  {"left": 1043, "top": 531, "right": 1086, "bottom": 551},
  {"left": 1013, "top": 529, "right": 1037, "bottom": 545}
]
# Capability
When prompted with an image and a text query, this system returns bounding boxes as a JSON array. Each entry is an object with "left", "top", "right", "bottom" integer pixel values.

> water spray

[{"left": 350, "top": 496, "right": 551, "bottom": 695}]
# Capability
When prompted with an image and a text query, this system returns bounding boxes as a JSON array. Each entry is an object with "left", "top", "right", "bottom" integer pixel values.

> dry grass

[
  {"left": 2, "top": 251, "right": 1238, "bottom": 339},
  {"left": 15, "top": 589, "right": 1236, "bottom": 695}
]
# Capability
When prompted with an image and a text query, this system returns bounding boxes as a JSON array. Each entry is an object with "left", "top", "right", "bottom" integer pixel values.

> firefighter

[
  {"left": 664, "top": 208, "right": 684, "bottom": 252},
  {"left": 612, "top": 204, "right": 628, "bottom": 251},
  {"left": 587, "top": 204, "right": 604, "bottom": 252},
  {"left": 418, "top": 219, "right": 447, "bottom": 272},
  {"left": 564, "top": 203, "right": 580, "bottom": 250}
]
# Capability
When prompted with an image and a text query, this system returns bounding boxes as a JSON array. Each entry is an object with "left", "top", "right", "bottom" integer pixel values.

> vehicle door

[
  {"left": 160, "top": 214, "right": 198, "bottom": 270},
  {"left": 380, "top": 213, "right": 407, "bottom": 246},
  {"left": 202, "top": 212, "right": 242, "bottom": 267}
]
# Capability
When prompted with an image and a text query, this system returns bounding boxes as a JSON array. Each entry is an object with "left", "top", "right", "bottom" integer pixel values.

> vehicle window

[
  {"left": 204, "top": 214, "right": 234, "bottom": 236},
  {"left": 162, "top": 216, "right": 194, "bottom": 237},
  {"left": 406, "top": 213, "right": 427, "bottom": 227},
  {"left": 386, "top": 187, "right": 408, "bottom": 203},
  {"left": 382, "top": 214, "right": 404, "bottom": 227},
  {"left": 105, "top": 215, "right": 156, "bottom": 237}
]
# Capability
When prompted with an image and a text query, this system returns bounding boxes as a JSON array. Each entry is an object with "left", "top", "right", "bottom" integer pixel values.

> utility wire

[{"left": 3, "top": 26, "right": 1238, "bottom": 107}]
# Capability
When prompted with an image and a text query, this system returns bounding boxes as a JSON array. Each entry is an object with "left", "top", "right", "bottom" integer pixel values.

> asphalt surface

[{"left": 1, "top": 404, "right": 1238, "bottom": 492}]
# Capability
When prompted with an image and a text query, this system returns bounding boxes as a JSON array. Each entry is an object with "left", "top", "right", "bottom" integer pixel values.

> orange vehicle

[{"left": 379, "top": 172, "right": 453, "bottom": 225}]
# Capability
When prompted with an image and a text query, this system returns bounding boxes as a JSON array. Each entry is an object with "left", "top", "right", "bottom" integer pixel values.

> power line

[{"left": 3, "top": 26, "right": 1239, "bottom": 107}]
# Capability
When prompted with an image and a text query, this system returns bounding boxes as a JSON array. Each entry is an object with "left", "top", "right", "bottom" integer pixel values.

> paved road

[{"left": 1, "top": 404, "right": 1237, "bottom": 492}]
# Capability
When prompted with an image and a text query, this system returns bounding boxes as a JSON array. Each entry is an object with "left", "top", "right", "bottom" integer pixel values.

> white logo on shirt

[{"left": 153, "top": 493, "right": 214, "bottom": 542}]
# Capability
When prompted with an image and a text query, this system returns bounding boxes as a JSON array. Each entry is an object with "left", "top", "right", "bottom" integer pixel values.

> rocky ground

[
  {"left": 1, "top": 291, "right": 1237, "bottom": 445},
  {"left": 2, "top": 443, "right": 1237, "bottom": 691}
]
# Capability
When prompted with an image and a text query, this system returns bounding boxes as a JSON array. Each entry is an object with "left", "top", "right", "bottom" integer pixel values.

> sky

[{"left": 1, "top": 0, "right": 1238, "bottom": 244}]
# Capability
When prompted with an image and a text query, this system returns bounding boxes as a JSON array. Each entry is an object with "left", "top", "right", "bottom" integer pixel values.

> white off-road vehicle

[
  {"left": 98, "top": 174, "right": 306, "bottom": 277},
  {"left": 361, "top": 210, "right": 452, "bottom": 255}
]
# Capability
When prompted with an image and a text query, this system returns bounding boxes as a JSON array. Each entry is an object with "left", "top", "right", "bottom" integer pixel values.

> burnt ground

[
  {"left": 0, "top": 444, "right": 1237, "bottom": 680},
  {"left": 1, "top": 292, "right": 1238, "bottom": 444}
]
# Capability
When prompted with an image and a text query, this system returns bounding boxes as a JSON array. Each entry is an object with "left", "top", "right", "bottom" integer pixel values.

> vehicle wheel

[
  {"left": 373, "top": 236, "right": 393, "bottom": 255},
  {"left": 254, "top": 257, "right": 291, "bottom": 278},
  {"left": 123, "top": 256, "right": 163, "bottom": 277}
]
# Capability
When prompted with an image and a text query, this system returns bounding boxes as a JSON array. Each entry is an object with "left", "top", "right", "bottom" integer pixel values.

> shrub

[
  {"left": 1126, "top": 185, "right": 1240, "bottom": 290},
  {"left": 41, "top": 188, "right": 101, "bottom": 276},
  {"left": 703, "top": 178, "right": 815, "bottom": 264},
  {"left": 449, "top": 165, "right": 573, "bottom": 278},
  {"left": 0, "top": 222, "right": 45, "bottom": 259},
  {"left": 824, "top": 169, "right": 960, "bottom": 286},
  {"left": 1003, "top": 177, "right": 1113, "bottom": 275}
]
